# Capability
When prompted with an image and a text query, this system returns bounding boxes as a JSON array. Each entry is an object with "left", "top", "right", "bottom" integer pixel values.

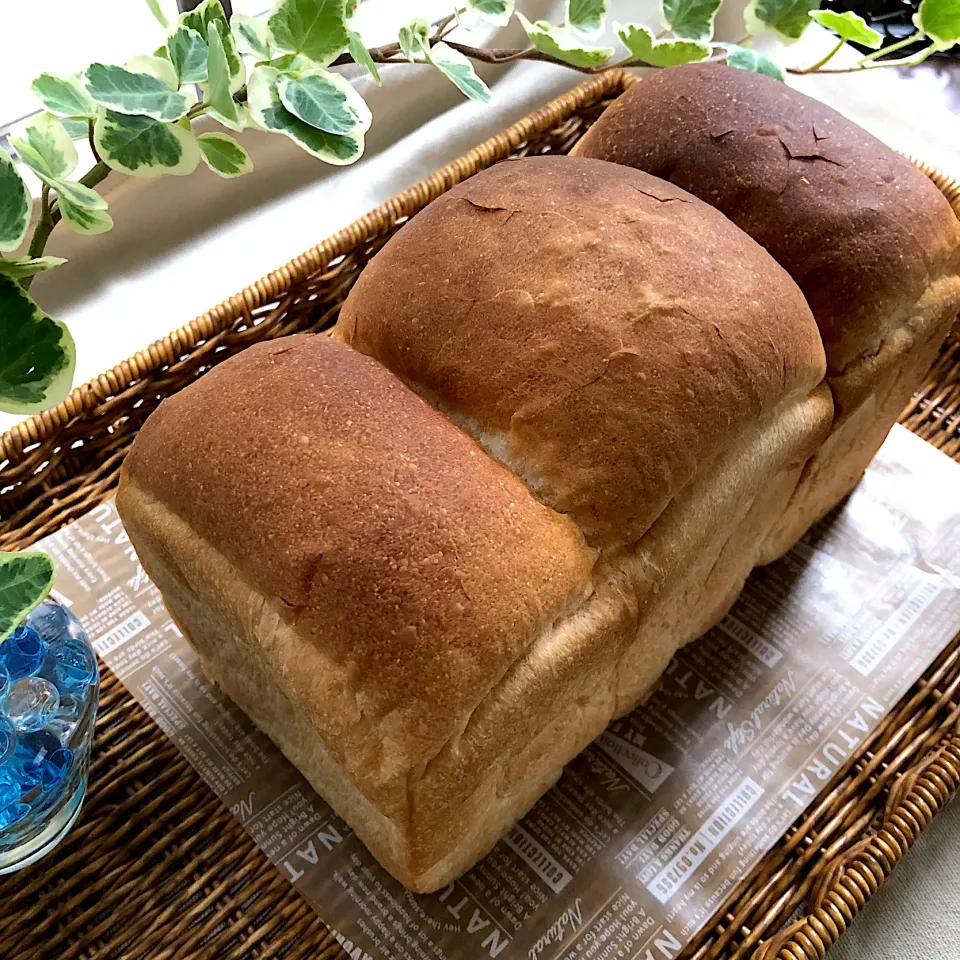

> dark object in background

[
  {"left": 822, "top": 0, "right": 958, "bottom": 58},
  {"left": 177, "top": 0, "right": 233, "bottom": 16}
]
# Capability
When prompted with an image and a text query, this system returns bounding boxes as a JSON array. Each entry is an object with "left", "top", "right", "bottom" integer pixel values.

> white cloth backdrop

[{"left": 3, "top": 1, "right": 960, "bottom": 954}]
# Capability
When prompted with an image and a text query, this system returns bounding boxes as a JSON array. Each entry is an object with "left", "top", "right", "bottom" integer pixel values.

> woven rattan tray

[{"left": 1, "top": 70, "right": 959, "bottom": 960}]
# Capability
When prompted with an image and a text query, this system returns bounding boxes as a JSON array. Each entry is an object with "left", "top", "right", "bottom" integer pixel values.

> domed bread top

[
  {"left": 120, "top": 334, "right": 596, "bottom": 772},
  {"left": 336, "top": 155, "right": 827, "bottom": 546},
  {"left": 572, "top": 63, "right": 960, "bottom": 375}
]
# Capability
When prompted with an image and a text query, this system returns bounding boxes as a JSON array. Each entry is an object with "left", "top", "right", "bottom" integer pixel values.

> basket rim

[{"left": 0, "top": 69, "right": 629, "bottom": 461}]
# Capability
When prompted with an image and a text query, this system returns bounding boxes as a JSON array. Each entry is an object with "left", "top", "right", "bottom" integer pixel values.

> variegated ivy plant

[{"left": 1, "top": 0, "right": 959, "bottom": 421}]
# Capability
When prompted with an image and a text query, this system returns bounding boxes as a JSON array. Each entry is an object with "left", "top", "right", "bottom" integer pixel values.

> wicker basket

[{"left": 1, "top": 69, "right": 959, "bottom": 960}]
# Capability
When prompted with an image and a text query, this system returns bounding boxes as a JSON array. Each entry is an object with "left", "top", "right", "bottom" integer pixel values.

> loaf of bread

[
  {"left": 116, "top": 74, "right": 959, "bottom": 894},
  {"left": 572, "top": 63, "right": 960, "bottom": 557}
]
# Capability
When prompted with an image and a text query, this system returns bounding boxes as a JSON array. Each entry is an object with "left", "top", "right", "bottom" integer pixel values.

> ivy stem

[
  {"left": 21, "top": 186, "right": 53, "bottom": 291},
  {"left": 858, "top": 31, "right": 921, "bottom": 62},
  {"left": 787, "top": 43, "right": 935, "bottom": 74},
  {"left": 795, "top": 37, "right": 845, "bottom": 74},
  {"left": 87, "top": 119, "right": 102, "bottom": 164}
]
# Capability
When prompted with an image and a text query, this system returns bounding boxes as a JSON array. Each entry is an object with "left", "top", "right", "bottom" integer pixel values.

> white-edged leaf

[
  {"left": 232, "top": 13, "right": 273, "bottom": 59},
  {"left": 125, "top": 55, "right": 180, "bottom": 88},
  {"left": 94, "top": 108, "right": 201, "bottom": 178},
  {"left": 617, "top": 22, "right": 711, "bottom": 66},
  {"left": 661, "top": 0, "right": 722, "bottom": 40},
  {"left": 516, "top": 13, "right": 615, "bottom": 67},
  {"left": 197, "top": 132, "right": 253, "bottom": 177},
  {"left": 54, "top": 179, "right": 108, "bottom": 211},
  {"left": 145, "top": 0, "right": 170, "bottom": 29},
  {"left": 0, "top": 256, "right": 67, "bottom": 280},
  {"left": 248, "top": 65, "right": 363, "bottom": 165},
  {"left": 723, "top": 43, "right": 786, "bottom": 78},
  {"left": 428, "top": 42, "right": 492, "bottom": 102},
  {"left": 11, "top": 113, "right": 78, "bottom": 180},
  {"left": 58, "top": 198, "right": 114, "bottom": 236},
  {"left": 347, "top": 27, "right": 380, "bottom": 84},
  {"left": 168, "top": 25, "right": 209, "bottom": 83},
  {"left": 398, "top": 18, "right": 431, "bottom": 62},
  {"left": 745, "top": 0, "right": 820, "bottom": 40},
  {"left": 566, "top": 0, "right": 609, "bottom": 37},
  {"left": 915, "top": 0, "right": 960, "bottom": 49},
  {"left": 31, "top": 73, "right": 97, "bottom": 118},
  {"left": 0, "top": 153, "right": 30, "bottom": 253},
  {"left": 0, "top": 276, "right": 76, "bottom": 415},
  {"left": 268, "top": 0, "right": 350, "bottom": 66},
  {"left": 0, "top": 552, "right": 56, "bottom": 643},
  {"left": 465, "top": 0, "right": 514, "bottom": 27},
  {"left": 206, "top": 23, "right": 243, "bottom": 130},
  {"left": 809, "top": 10, "right": 882, "bottom": 47},
  {"left": 61, "top": 119, "right": 90, "bottom": 140},
  {"left": 277, "top": 70, "right": 371, "bottom": 134},
  {"left": 178, "top": 0, "right": 244, "bottom": 90},
  {"left": 84, "top": 63, "right": 189, "bottom": 121}
]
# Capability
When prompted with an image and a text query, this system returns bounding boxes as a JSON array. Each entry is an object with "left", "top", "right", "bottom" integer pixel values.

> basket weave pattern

[{"left": 1, "top": 70, "right": 959, "bottom": 960}]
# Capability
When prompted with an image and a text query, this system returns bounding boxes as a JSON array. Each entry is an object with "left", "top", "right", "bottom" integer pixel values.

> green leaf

[
  {"left": 724, "top": 43, "right": 786, "bottom": 78},
  {"left": 60, "top": 118, "right": 90, "bottom": 140},
  {"left": 31, "top": 73, "right": 97, "bottom": 118},
  {"left": 248, "top": 66, "right": 363, "bottom": 164},
  {"left": 808, "top": 9, "right": 882, "bottom": 46},
  {"left": 58, "top": 198, "right": 114, "bottom": 236},
  {"left": 915, "top": 0, "right": 960, "bottom": 49},
  {"left": 0, "top": 552, "right": 56, "bottom": 643},
  {"left": 54, "top": 179, "right": 108, "bottom": 211},
  {"left": 346, "top": 28, "right": 380, "bottom": 84},
  {"left": 206, "top": 23, "right": 243, "bottom": 131},
  {"left": 0, "top": 153, "right": 30, "bottom": 254},
  {"left": 179, "top": 0, "right": 244, "bottom": 90},
  {"left": 277, "top": 71, "right": 371, "bottom": 134},
  {"left": 11, "top": 113, "right": 78, "bottom": 180},
  {"left": 566, "top": 0, "right": 609, "bottom": 36},
  {"left": 0, "top": 256, "right": 67, "bottom": 280},
  {"left": 94, "top": 108, "right": 201, "bottom": 178},
  {"left": 617, "top": 22, "right": 711, "bottom": 66},
  {"left": 168, "top": 26, "right": 209, "bottom": 83},
  {"left": 197, "top": 132, "right": 253, "bottom": 177},
  {"left": 232, "top": 13, "right": 273, "bottom": 59},
  {"left": 745, "top": 0, "right": 820, "bottom": 40},
  {"left": 145, "top": 0, "right": 170, "bottom": 29},
  {"left": 516, "top": 13, "right": 615, "bottom": 67},
  {"left": 661, "top": 0, "right": 722, "bottom": 40},
  {"left": 268, "top": 0, "right": 350, "bottom": 67},
  {"left": 125, "top": 54, "right": 181, "bottom": 89},
  {"left": 398, "top": 18, "right": 431, "bottom": 62},
  {"left": 466, "top": 0, "right": 515, "bottom": 27},
  {"left": 428, "top": 42, "right": 492, "bottom": 102},
  {"left": 84, "top": 63, "right": 189, "bottom": 121},
  {"left": 0, "top": 276, "right": 76, "bottom": 415}
]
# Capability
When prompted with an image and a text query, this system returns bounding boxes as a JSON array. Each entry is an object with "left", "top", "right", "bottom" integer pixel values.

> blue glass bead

[
  {"left": 9, "top": 729, "right": 61, "bottom": 789},
  {"left": 27, "top": 601, "right": 70, "bottom": 644},
  {"left": 40, "top": 747, "right": 72, "bottom": 793},
  {"left": 49, "top": 639, "right": 96, "bottom": 694},
  {"left": 56, "top": 693, "right": 82, "bottom": 723},
  {"left": 0, "top": 661, "right": 9, "bottom": 700},
  {"left": 0, "top": 771, "right": 19, "bottom": 812},
  {"left": 2, "top": 677, "right": 60, "bottom": 733},
  {"left": 0, "top": 626, "right": 45, "bottom": 680},
  {"left": 0, "top": 803, "right": 29, "bottom": 831},
  {"left": 0, "top": 716, "right": 14, "bottom": 766}
]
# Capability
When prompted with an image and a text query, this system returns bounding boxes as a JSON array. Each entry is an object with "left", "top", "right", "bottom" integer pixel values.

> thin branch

[
  {"left": 87, "top": 118, "right": 102, "bottom": 164},
  {"left": 22, "top": 186, "right": 53, "bottom": 291},
  {"left": 787, "top": 44, "right": 935, "bottom": 74},
  {"left": 793, "top": 37, "right": 844, "bottom": 75},
  {"left": 858, "top": 31, "right": 921, "bottom": 62}
]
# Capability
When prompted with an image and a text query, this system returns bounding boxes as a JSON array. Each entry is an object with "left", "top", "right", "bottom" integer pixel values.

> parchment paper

[{"left": 38, "top": 424, "right": 960, "bottom": 960}]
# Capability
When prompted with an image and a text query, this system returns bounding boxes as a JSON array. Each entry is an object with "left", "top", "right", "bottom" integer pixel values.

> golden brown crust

[
  {"left": 572, "top": 63, "right": 960, "bottom": 376},
  {"left": 336, "top": 155, "right": 826, "bottom": 545},
  {"left": 121, "top": 334, "right": 596, "bottom": 777}
]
